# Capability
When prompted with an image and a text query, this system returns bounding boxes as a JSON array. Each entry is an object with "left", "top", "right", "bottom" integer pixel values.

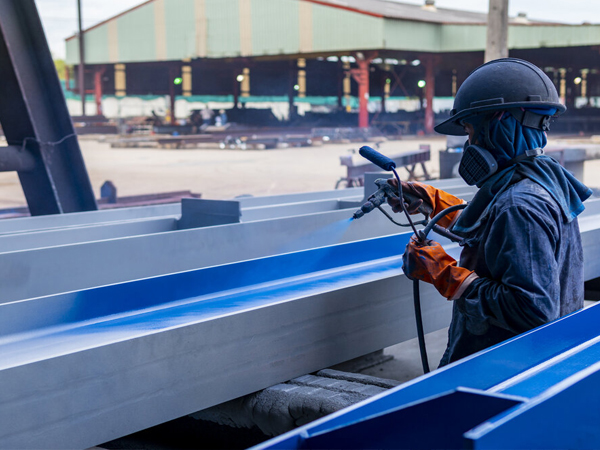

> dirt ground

[{"left": 0, "top": 135, "right": 598, "bottom": 209}]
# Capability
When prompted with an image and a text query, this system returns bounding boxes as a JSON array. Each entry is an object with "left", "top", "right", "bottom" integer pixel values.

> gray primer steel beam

[
  {"left": 0, "top": 217, "right": 179, "bottom": 254},
  {"left": 0, "top": 195, "right": 597, "bottom": 304},
  {"left": 0, "top": 208, "right": 405, "bottom": 303},
  {"left": 0, "top": 180, "right": 467, "bottom": 236},
  {"left": 0, "top": 189, "right": 362, "bottom": 236},
  {"left": 0, "top": 184, "right": 475, "bottom": 253},
  {"left": 0, "top": 233, "right": 453, "bottom": 449}
]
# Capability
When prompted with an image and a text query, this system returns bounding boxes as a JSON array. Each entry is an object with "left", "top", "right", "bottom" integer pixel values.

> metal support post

[
  {"left": 451, "top": 68, "right": 457, "bottom": 96},
  {"left": 297, "top": 58, "right": 306, "bottom": 98},
  {"left": 182, "top": 63, "right": 192, "bottom": 97},
  {"left": 0, "top": 0, "right": 97, "bottom": 215},
  {"left": 559, "top": 68, "right": 567, "bottom": 105},
  {"left": 343, "top": 59, "right": 351, "bottom": 112},
  {"left": 233, "top": 67, "right": 240, "bottom": 109},
  {"left": 382, "top": 69, "right": 390, "bottom": 114},
  {"left": 77, "top": 0, "right": 86, "bottom": 115},
  {"left": 94, "top": 67, "right": 105, "bottom": 116},
  {"left": 241, "top": 67, "right": 250, "bottom": 97},
  {"left": 350, "top": 52, "right": 377, "bottom": 128},
  {"left": 169, "top": 67, "right": 177, "bottom": 124},
  {"left": 424, "top": 55, "right": 436, "bottom": 134},
  {"left": 0, "top": 146, "right": 37, "bottom": 172},
  {"left": 288, "top": 60, "right": 296, "bottom": 121},
  {"left": 581, "top": 69, "right": 589, "bottom": 105},
  {"left": 114, "top": 64, "right": 126, "bottom": 96},
  {"left": 485, "top": 0, "right": 509, "bottom": 62},
  {"left": 337, "top": 60, "right": 344, "bottom": 109}
]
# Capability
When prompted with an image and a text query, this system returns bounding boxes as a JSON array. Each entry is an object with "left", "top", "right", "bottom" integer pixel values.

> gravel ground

[
  {"left": 0, "top": 135, "right": 597, "bottom": 209},
  {"left": 0, "top": 137, "right": 447, "bottom": 209}
]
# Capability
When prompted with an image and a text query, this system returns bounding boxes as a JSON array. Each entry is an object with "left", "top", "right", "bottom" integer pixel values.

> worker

[
  {"left": 388, "top": 58, "right": 592, "bottom": 366},
  {"left": 201, "top": 106, "right": 214, "bottom": 126}
]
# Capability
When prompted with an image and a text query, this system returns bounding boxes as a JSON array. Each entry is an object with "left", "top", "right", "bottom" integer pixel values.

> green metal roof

[{"left": 65, "top": 0, "right": 600, "bottom": 65}]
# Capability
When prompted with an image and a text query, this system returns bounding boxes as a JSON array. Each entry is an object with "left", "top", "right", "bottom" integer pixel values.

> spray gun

[
  {"left": 353, "top": 145, "right": 466, "bottom": 374},
  {"left": 353, "top": 146, "right": 463, "bottom": 243},
  {"left": 352, "top": 178, "right": 433, "bottom": 221}
]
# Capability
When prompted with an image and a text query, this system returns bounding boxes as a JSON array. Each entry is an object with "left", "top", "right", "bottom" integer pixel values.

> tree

[{"left": 54, "top": 58, "right": 66, "bottom": 80}]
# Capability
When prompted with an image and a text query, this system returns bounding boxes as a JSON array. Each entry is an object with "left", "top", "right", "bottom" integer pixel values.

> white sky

[{"left": 35, "top": 0, "right": 599, "bottom": 59}]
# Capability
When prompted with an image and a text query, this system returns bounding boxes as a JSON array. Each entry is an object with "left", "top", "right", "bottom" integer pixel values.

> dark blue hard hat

[{"left": 435, "top": 58, "right": 565, "bottom": 136}]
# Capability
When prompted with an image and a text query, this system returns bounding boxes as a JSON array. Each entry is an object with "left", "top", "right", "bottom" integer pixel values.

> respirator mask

[
  {"left": 459, "top": 140, "right": 544, "bottom": 187},
  {"left": 458, "top": 142, "right": 498, "bottom": 186}
]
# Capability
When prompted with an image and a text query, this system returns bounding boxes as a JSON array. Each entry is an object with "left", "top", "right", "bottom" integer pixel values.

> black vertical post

[
  {"left": 337, "top": 60, "right": 343, "bottom": 109},
  {"left": 78, "top": 0, "right": 86, "bottom": 115},
  {"left": 0, "top": 0, "right": 97, "bottom": 214},
  {"left": 288, "top": 60, "right": 296, "bottom": 122}
]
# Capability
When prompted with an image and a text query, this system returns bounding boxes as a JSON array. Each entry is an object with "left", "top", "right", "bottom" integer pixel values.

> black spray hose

[
  {"left": 357, "top": 146, "right": 467, "bottom": 375},
  {"left": 388, "top": 167, "right": 432, "bottom": 374},
  {"left": 412, "top": 203, "right": 467, "bottom": 374},
  {"left": 421, "top": 203, "right": 467, "bottom": 242},
  {"left": 412, "top": 279, "right": 429, "bottom": 373}
]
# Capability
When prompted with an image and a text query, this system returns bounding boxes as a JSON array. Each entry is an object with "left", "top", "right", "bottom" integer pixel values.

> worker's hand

[
  {"left": 402, "top": 238, "right": 477, "bottom": 300},
  {"left": 387, "top": 179, "right": 465, "bottom": 228},
  {"left": 386, "top": 179, "right": 427, "bottom": 215}
]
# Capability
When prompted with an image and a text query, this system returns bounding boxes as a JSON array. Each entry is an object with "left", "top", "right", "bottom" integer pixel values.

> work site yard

[{"left": 0, "top": 135, "right": 597, "bottom": 209}]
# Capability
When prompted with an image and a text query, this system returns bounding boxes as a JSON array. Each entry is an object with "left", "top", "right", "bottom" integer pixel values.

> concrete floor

[
  {"left": 360, "top": 328, "right": 449, "bottom": 381},
  {"left": 360, "top": 300, "right": 596, "bottom": 383},
  {"left": 0, "top": 136, "right": 447, "bottom": 209}
]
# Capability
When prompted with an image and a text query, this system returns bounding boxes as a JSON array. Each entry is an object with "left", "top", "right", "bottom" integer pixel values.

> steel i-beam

[{"left": 0, "top": 233, "right": 455, "bottom": 449}]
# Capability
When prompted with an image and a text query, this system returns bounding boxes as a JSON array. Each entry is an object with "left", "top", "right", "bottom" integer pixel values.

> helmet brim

[{"left": 434, "top": 101, "right": 566, "bottom": 136}]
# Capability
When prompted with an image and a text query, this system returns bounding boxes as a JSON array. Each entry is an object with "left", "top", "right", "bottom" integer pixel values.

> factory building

[{"left": 65, "top": 0, "right": 600, "bottom": 132}]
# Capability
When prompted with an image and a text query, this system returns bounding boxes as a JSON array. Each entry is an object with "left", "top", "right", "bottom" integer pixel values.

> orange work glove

[
  {"left": 387, "top": 180, "right": 465, "bottom": 228},
  {"left": 402, "top": 238, "right": 477, "bottom": 300}
]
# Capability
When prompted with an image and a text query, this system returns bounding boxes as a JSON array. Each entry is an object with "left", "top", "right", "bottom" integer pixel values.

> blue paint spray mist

[{"left": 277, "top": 216, "right": 354, "bottom": 255}]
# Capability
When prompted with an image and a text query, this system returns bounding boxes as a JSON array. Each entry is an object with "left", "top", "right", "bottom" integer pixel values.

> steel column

[
  {"left": 351, "top": 52, "right": 377, "bottom": 128},
  {"left": 485, "top": 0, "right": 509, "bottom": 62},
  {"left": 169, "top": 67, "right": 177, "bottom": 124},
  {"left": 94, "top": 67, "right": 105, "bottom": 115},
  {"left": 0, "top": 146, "right": 37, "bottom": 172},
  {"left": 77, "top": 0, "right": 86, "bottom": 115},
  {"left": 0, "top": 0, "right": 97, "bottom": 215},
  {"left": 424, "top": 55, "right": 436, "bottom": 134}
]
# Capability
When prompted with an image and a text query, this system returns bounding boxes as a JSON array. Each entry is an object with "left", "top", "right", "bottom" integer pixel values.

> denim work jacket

[{"left": 440, "top": 178, "right": 584, "bottom": 366}]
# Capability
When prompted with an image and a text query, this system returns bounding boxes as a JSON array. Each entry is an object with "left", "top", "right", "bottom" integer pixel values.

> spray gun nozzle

[
  {"left": 352, "top": 185, "right": 389, "bottom": 219},
  {"left": 352, "top": 200, "right": 378, "bottom": 220},
  {"left": 352, "top": 210, "right": 364, "bottom": 220}
]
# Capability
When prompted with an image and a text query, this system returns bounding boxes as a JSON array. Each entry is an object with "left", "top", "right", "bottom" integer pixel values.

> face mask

[{"left": 458, "top": 142, "right": 498, "bottom": 186}]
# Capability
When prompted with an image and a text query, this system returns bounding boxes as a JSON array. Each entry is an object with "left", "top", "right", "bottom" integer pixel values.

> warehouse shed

[{"left": 65, "top": 0, "right": 600, "bottom": 132}]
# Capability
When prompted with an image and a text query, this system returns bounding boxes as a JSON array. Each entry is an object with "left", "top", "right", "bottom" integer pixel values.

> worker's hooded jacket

[{"left": 439, "top": 112, "right": 592, "bottom": 366}]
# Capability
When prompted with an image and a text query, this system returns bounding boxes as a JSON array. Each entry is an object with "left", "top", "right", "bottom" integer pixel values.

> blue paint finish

[
  {"left": 465, "top": 361, "right": 600, "bottom": 449},
  {"left": 255, "top": 304, "right": 600, "bottom": 450},
  {"left": 305, "top": 389, "right": 522, "bottom": 450},
  {"left": 498, "top": 337, "right": 600, "bottom": 399},
  {"left": 0, "top": 232, "right": 413, "bottom": 370}
]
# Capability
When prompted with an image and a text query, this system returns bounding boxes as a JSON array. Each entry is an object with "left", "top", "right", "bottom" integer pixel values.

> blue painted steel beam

[
  {"left": 255, "top": 304, "right": 600, "bottom": 450},
  {"left": 0, "top": 232, "right": 455, "bottom": 448}
]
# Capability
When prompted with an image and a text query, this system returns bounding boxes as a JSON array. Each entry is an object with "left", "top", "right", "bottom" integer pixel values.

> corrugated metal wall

[
  {"left": 64, "top": 0, "right": 600, "bottom": 65},
  {"left": 65, "top": 0, "right": 385, "bottom": 64}
]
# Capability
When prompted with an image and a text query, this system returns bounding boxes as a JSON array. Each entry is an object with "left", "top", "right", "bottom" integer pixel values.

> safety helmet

[{"left": 435, "top": 58, "right": 565, "bottom": 136}]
